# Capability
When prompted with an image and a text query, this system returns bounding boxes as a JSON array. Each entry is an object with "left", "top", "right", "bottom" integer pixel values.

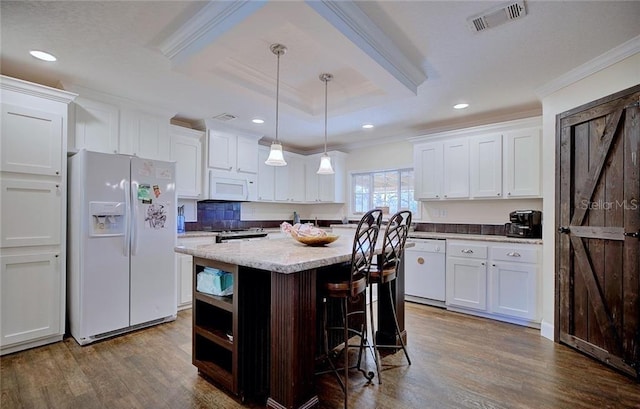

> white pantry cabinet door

[
  {"left": 442, "top": 138, "right": 469, "bottom": 199},
  {"left": 470, "top": 133, "right": 502, "bottom": 198},
  {"left": 1, "top": 104, "right": 63, "bottom": 176},
  {"left": 1, "top": 253, "right": 62, "bottom": 347},
  {"left": 504, "top": 127, "right": 541, "bottom": 197},
  {"left": 73, "top": 98, "right": 119, "bottom": 154},
  {"left": 1, "top": 180, "right": 61, "bottom": 247}
]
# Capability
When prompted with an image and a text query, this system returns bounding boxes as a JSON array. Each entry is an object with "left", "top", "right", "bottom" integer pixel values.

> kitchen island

[{"left": 175, "top": 236, "right": 409, "bottom": 409}]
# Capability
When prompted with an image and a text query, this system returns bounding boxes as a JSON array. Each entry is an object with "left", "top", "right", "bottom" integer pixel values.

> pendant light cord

[
  {"left": 323, "top": 76, "right": 328, "bottom": 154},
  {"left": 275, "top": 51, "right": 280, "bottom": 144}
]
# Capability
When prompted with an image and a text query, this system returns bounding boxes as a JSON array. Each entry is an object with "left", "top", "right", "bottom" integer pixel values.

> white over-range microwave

[{"left": 208, "top": 171, "right": 257, "bottom": 201}]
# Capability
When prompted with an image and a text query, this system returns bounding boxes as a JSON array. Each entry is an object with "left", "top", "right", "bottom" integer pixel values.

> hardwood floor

[{"left": 1, "top": 303, "right": 638, "bottom": 409}]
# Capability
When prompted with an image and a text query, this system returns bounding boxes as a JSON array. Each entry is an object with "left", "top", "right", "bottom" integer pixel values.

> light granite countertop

[{"left": 176, "top": 235, "right": 363, "bottom": 274}]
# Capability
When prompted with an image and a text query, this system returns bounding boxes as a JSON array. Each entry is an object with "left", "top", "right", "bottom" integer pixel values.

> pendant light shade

[
  {"left": 317, "top": 73, "right": 335, "bottom": 175},
  {"left": 265, "top": 43, "right": 287, "bottom": 167}
]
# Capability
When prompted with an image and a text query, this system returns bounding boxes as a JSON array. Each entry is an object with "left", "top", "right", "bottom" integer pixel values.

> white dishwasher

[{"left": 404, "top": 239, "right": 446, "bottom": 307}]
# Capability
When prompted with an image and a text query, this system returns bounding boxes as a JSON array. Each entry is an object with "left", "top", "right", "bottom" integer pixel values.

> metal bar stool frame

[
  {"left": 368, "top": 210, "right": 412, "bottom": 384},
  {"left": 316, "top": 208, "right": 383, "bottom": 409}
]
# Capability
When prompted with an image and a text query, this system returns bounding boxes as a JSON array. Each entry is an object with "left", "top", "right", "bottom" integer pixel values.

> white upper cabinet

[
  {"left": 72, "top": 97, "right": 119, "bottom": 154},
  {"left": 414, "top": 141, "right": 443, "bottom": 199},
  {"left": 119, "top": 109, "right": 171, "bottom": 161},
  {"left": 272, "top": 151, "right": 305, "bottom": 202},
  {"left": 304, "top": 152, "right": 346, "bottom": 203},
  {"left": 503, "top": 127, "right": 541, "bottom": 197},
  {"left": 412, "top": 117, "right": 541, "bottom": 201},
  {"left": 236, "top": 135, "right": 259, "bottom": 174},
  {"left": 1, "top": 104, "right": 63, "bottom": 177},
  {"left": 67, "top": 86, "right": 174, "bottom": 160},
  {"left": 442, "top": 138, "right": 469, "bottom": 199},
  {"left": 170, "top": 125, "right": 203, "bottom": 199},
  {"left": 257, "top": 146, "right": 275, "bottom": 201},
  {"left": 469, "top": 133, "right": 503, "bottom": 198},
  {"left": 207, "top": 130, "right": 259, "bottom": 175}
]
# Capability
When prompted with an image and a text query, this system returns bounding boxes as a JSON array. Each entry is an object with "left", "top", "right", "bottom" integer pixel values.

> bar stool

[
  {"left": 317, "top": 208, "right": 382, "bottom": 409},
  {"left": 368, "top": 210, "right": 412, "bottom": 383}
]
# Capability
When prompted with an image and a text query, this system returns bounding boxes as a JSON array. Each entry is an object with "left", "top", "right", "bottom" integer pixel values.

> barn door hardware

[
  {"left": 623, "top": 230, "right": 640, "bottom": 239},
  {"left": 558, "top": 226, "right": 570, "bottom": 234}
]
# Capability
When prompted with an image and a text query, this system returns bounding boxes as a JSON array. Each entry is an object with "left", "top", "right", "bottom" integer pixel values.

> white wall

[{"left": 539, "top": 51, "right": 640, "bottom": 341}]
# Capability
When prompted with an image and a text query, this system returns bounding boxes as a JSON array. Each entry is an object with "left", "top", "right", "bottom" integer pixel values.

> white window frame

[{"left": 349, "top": 167, "right": 420, "bottom": 220}]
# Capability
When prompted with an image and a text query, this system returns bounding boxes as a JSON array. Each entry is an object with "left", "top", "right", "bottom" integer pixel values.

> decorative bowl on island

[{"left": 290, "top": 230, "right": 339, "bottom": 246}]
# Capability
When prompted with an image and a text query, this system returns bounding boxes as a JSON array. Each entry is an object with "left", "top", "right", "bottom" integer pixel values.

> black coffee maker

[{"left": 505, "top": 210, "right": 542, "bottom": 238}]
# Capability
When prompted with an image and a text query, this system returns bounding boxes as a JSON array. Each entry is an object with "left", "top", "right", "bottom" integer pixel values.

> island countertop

[{"left": 176, "top": 236, "right": 359, "bottom": 274}]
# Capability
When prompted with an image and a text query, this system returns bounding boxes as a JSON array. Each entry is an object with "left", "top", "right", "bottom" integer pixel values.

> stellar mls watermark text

[{"left": 578, "top": 199, "right": 638, "bottom": 210}]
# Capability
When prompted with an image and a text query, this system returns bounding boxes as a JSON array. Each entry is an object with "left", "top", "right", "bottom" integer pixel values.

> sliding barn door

[{"left": 556, "top": 84, "right": 640, "bottom": 379}]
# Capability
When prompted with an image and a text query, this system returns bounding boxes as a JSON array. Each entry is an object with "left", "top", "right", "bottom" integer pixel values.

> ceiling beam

[
  {"left": 157, "top": 0, "right": 267, "bottom": 65},
  {"left": 305, "top": 0, "right": 427, "bottom": 95}
]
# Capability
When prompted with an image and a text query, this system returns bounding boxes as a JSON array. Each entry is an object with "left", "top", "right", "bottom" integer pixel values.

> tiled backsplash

[
  {"left": 413, "top": 222, "right": 506, "bottom": 236},
  {"left": 186, "top": 202, "right": 505, "bottom": 236}
]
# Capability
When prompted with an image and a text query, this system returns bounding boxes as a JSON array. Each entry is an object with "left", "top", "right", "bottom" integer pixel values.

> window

[{"left": 351, "top": 168, "right": 419, "bottom": 217}]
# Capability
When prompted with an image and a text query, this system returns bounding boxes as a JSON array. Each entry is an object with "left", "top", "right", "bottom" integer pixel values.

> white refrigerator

[{"left": 67, "top": 149, "right": 177, "bottom": 345}]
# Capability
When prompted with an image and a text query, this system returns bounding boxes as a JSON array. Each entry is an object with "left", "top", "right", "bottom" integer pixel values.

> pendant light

[
  {"left": 317, "top": 73, "right": 335, "bottom": 175},
  {"left": 265, "top": 43, "right": 287, "bottom": 166}
]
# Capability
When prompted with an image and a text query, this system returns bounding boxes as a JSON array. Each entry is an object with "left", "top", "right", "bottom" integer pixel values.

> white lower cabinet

[
  {"left": 446, "top": 240, "right": 541, "bottom": 327},
  {"left": 0, "top": 253, "right": 63, "bottom": 351},
  {"left": 176, "top": 235, "right": 218, "bottom": 309},
  {"left": 446, "top": 242, "right": 488, "bottom": 311},
  {"left": 175, "top": 252, "right": 193, "bottom": 310},
  {"left": 488, "top": 244, "right": 540, "bottom": 321}
]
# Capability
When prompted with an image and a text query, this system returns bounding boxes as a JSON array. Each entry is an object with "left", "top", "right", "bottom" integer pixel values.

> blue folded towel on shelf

[{"left": 197, "top": 267, "right": 233, "bottom": 296}]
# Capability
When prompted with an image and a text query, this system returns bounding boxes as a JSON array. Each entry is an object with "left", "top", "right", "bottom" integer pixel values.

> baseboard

[{"left": 540, "top": 319, "right": 554, "bottom": 341}]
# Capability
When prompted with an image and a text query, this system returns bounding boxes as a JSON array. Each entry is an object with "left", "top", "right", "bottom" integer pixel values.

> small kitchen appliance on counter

[{"left": 505, "top": 210, "right": 542, "bottom": 238}]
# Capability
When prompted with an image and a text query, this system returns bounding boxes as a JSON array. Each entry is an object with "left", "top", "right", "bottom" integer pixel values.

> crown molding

[
  {"left": 1, "top": 75, "right": 77, "bottom": 104},
  {"left": 305, "top": 0, "right": 426, "bottom": 95},
  {"left": 157, "top": 0, "right": 267, "bottom": 65},
  {"left": 536, "top": 35, "right": 640, "bottom": 98}
]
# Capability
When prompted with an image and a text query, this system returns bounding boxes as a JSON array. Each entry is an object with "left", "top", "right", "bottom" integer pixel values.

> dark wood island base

[{"left": 179, "top": 237, "right": 408, "bottom": 409}]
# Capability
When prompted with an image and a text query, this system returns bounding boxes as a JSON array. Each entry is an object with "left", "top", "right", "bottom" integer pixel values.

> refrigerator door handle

[
  {"left": 124, "top": 180, "right": 131, "bottom": 257},
  {"left": 131, "top": 181, "right": 139, "bottom": 256}
]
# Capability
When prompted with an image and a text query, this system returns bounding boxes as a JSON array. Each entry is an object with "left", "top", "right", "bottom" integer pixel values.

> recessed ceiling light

[
  {"left": 453, "top": 103, "right": 469, "bottom": 110},
  {"left": 252, "top": 118, "right": 264, "bottom": 124},
  {"left": 362, "top": 124, "right": 374, "bottom": 129},
  {"left": 29, "top": 50, "right": 57, "bottom": 62}
]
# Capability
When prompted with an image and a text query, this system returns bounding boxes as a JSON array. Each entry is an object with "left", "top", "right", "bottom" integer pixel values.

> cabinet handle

[
  {"left": 55, "top": 171, "right": 60, "bottom": 175},
  {"left": 497, "top": 192, "right": 501, "bottom": 196},
  {"left": 435, "top": 195, "right": 439, "bottom": 198},
  {"left": 461, "top": 249, "right": 474, "bottom": 254},
  {"left": 507, "top": 251, "right": 521, "bottom": 257},
  {"left": 481, "top": 262, "right": 485, "bottom": 266},
  {"left": 492, "top": 263, "right": 496, "bottom": 267},
  {"left": 55, "top": 254, "right": 59, "bottom": 258},
  {"left": 507, "top": 192, "right": 511, "bottom": 196},
  {"left": 417, "top": 257, "right": 424, "bottom": 265}
]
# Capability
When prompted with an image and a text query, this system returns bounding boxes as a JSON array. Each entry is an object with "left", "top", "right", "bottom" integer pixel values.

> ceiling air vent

[
  {"left": 467, "top": 0, "right": 527, "bottom": 33},
  {"left": 213, "top": 113, "right": 237, "bottom": 122}
]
